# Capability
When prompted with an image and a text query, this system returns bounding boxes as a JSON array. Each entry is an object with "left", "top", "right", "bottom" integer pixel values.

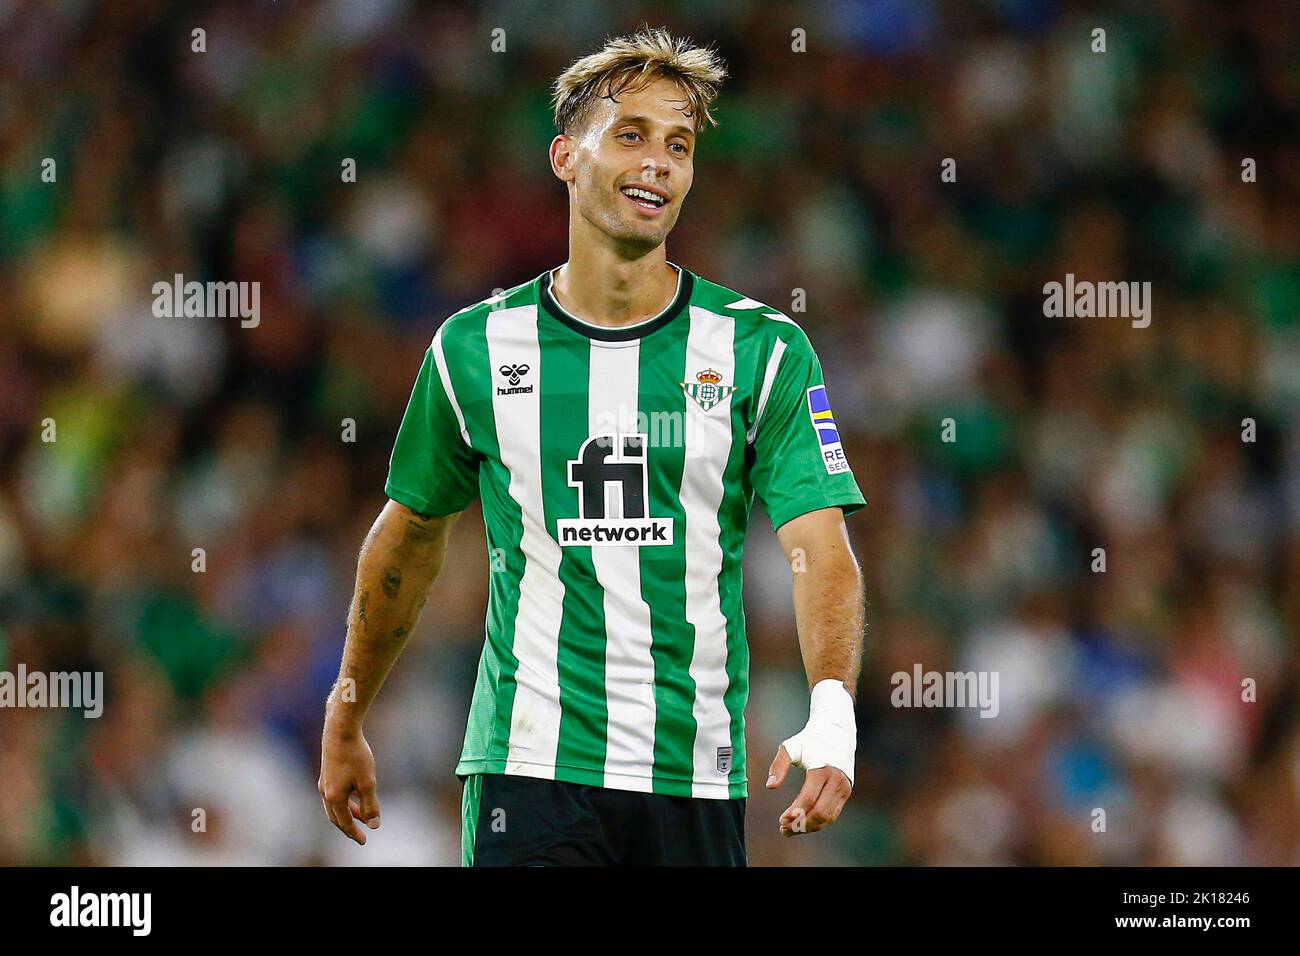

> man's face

[{"left": 554, "top": 77, "right": 697, "bottom": 253}]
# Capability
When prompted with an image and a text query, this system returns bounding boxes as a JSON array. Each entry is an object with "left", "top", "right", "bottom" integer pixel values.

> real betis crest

[{"left": 681, "top": 368, "right": 736, "bottom": 412}]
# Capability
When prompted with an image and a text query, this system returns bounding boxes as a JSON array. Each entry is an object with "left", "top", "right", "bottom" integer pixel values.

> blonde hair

[{"left": 551, "top": 26, "right": 728, "bottom": 136}]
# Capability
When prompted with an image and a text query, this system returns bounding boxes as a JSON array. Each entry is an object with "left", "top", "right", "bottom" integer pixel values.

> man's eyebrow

[{"left": 613, "top": 114, "right": 695, "bottom": 137}]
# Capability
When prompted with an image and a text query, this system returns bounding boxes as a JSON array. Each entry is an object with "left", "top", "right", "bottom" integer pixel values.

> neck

[{"left": 551, "top": 227, "right": 679, "bottom": 329}]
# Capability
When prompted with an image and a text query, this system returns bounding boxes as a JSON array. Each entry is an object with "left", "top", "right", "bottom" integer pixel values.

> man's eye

[
  {"left": 619, "top": 132, "right": 641, "bottom": 142},
  {"left": 671, "top": 143, "right": 688, "bottom": 154}
]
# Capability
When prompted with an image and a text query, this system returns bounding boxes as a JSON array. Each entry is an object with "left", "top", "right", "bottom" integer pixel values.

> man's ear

[{"left": 549, "top": 134, "right": 576, "bottom": 183}]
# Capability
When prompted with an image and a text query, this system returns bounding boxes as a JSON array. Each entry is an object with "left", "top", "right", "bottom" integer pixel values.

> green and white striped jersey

[{"left": 385, "top": 262, "right": 866, "bottom": 799}]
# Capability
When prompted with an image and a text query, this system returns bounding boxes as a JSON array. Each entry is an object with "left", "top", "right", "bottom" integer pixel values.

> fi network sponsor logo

[
  {"left": 0, "top": 664, "right": 103, "bottom": 718},
  {"left": 50, "top": 886, "right": 151, "bottom": 937},
  {"left": 890, "top": 664, "right": 999, "bottom": 718},
  {"left": 557, "top": 434, "right": 674, "bottom": 546}
]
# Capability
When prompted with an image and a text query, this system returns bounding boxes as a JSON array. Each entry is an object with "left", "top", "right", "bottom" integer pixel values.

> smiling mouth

[{"left": 620, "top": 185, "right": 668, "bottom": 211}]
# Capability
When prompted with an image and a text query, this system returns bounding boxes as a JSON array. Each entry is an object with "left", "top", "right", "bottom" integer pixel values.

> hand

[
  {"left": 318, "top": 723, "right": 381, "bottom": 845},
  {"left": 766, "top": 744, "right": 853, "bottom": 837}
]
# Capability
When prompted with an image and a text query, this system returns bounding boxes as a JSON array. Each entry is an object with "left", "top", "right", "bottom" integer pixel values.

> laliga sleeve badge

[{"left": 807, "top": 385, "right": 850, "bottom": 474}]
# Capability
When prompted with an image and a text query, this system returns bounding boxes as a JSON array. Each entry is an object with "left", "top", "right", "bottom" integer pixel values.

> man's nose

[{"left": 638, "top": 156, "right": 669, "bottom": 183}]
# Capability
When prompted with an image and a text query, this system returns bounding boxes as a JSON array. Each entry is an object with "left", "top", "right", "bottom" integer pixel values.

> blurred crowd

[{"left": 2, "top": 0, "right": 1298, "bottom": 866}]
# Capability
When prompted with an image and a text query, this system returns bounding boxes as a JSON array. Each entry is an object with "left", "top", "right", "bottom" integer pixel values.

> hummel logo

[
  {"left": 497, "top": 363, "right": 533, "bottom": 396},
  {"left": 500, "top": 363, "right": 529, "bottom": 385}
]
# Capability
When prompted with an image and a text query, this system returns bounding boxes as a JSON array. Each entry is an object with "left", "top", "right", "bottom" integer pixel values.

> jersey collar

[{"left": 539, "top": 263, "right": 694, "bottom": 342}]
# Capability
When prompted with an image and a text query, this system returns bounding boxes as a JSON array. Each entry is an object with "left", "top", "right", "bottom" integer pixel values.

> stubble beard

[{"left": 602, "top": 195, "right": 672, "bottom": 255}]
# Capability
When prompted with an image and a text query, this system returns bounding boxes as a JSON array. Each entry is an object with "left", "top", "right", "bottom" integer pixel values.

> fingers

[
  {"left": 779, "top": 767, "right": 851, "bottom": 837},
  {"left": 353, "top": 779, "right": 382, "bottom": 830},
  {"left": 779, "top": 771, "right": 825, "bottom": 837},
  {"left": 323, "top": 796, "right": 350, "bottom": 842},
  {"left": 331, "top": 792, "right": 367, "bottom": 844},
  {"left": 321, "top": 793, "right": 344, "bottom": 837},
  {"left": 319, "top": 777, "right": 368, "bottom": 845},
  {"left": 769, "top": 743, "right": 853, "bottom": 836},
  {"left": 807, "top": 768, "right": 852, "bottom": 830},
  {"left": 766, "top": 745, "right": 792, "bottom": 789}
]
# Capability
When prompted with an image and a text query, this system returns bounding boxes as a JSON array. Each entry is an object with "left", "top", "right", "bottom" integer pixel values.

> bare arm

[
  {"left": 766, "top": 506, "right": 865, "bottom": 836},
  {"left": 776, "top": 506, "right": 864, "bottom": 695},
  {"left": 319, "top": 499, "right": 459, "bottom": 844}
]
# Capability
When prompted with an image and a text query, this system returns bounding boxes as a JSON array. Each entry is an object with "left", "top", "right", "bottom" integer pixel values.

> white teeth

[{"left": 622, "top": 187, "right": 664, "bottom": 205}]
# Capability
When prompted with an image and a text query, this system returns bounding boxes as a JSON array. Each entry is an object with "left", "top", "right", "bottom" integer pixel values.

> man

[{"left": 320, "top": 26, "right": 866, "bottom": 866}]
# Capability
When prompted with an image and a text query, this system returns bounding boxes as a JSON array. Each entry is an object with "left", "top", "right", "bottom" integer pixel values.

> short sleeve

[
  {"left": 385, "top": 339, "right": 480, "bottom": 517},
  {"left": 749, "top": 326, "right": 866, "bottom": 530}
]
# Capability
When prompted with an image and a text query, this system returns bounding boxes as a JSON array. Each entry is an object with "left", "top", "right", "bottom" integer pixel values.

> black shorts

[{"left": 461, "top": 773, "right": 746, "bottom": 867}]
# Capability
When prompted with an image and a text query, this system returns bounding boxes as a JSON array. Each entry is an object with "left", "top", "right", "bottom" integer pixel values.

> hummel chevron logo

[{"left": 497, "top": 363, "right": 533, "bottom": 396}]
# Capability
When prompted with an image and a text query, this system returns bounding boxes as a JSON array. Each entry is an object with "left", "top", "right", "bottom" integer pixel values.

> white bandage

[{"left": 780, "top": 679, "right": 857, "bottom": 786}]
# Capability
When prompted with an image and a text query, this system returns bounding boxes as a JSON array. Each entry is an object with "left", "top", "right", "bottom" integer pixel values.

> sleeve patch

[{"left": 806, "top": 385, "right": 850, "bottom": 474}]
